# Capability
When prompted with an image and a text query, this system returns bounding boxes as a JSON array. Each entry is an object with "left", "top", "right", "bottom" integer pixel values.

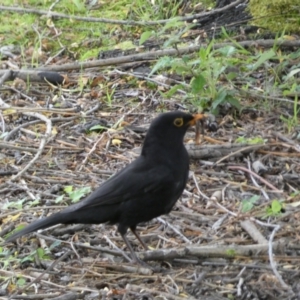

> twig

[
  {"left": 240, "top": 219, "right": 268, "bottom": 244},
  {"left": 214, "top": 144, "right": 265, "bottom": 165},
  {"left": 79, "top": 132, "right": 107, "bottom": 169},
  {"left": 0, "top": 98, "right": 52, "bottom": 181},
  {"left": 10, "top": 112, "right": 52, "bottom": 181},
  {"left": 192, "top": 172, "right": 209, "bottom": 200},
  {"left": 157, "top": 217, "right": 191, "bottom": 244},
  {"left": 228, "top": 165, "right": 282, "bottom": 193},
  {"left": 251, "top": 219, "right": 291, "bottom": 290},
  {"left": 9, "top": 251, "right": 72, "bottom": 297},
  {"left": 103, "top": 235, "right": 132, "bottom": 262},
  {"left": 246, "top": 159, "right": 269, "bottom": 200}
]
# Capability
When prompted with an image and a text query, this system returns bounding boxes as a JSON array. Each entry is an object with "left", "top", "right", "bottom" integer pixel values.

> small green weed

[
  {"left": 55, "top": 185, "right": 91, "bottom": 203},
  {"left": 241, "top": 195, "right": 260, "bottom": 213},
  {"left": 264, "top": 200, "right": 283, "bottom": 217}
]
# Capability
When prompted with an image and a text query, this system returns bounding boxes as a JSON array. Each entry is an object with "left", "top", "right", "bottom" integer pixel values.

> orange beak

[{"left": 188, "top": 114, "right": 207, "bottom": 126}]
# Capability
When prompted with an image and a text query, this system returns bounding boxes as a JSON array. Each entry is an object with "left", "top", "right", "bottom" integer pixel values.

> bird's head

[{"left": 142, "top": 111, "right": 206, "bottom": 155}]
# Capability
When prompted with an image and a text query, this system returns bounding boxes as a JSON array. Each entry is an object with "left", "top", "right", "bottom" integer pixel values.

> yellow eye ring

[{"left": 173, "top": 118, "right": 184, "bottom": 127}]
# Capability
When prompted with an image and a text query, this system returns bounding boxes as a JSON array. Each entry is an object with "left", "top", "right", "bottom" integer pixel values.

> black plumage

[{"left": 5, "top": 111, "right": 205, "bottom": 263}]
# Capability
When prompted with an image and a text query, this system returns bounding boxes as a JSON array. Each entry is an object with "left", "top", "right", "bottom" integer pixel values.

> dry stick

[
  {"left": 268, "top": 225, "right": 290, "bottom": 290},
  {"left": 4, "top": 116, "right": 78, "bottom": 142},
  {"left": 1, "top": 40, "right": 299, "bottom": 77},
  {"left": 214, "top": 144, "right": 265, "bottom": 166},
  {"left": 240, "top": 220, "right": 268, "bottom": 244},
  {"left": 35, "top": 233, "right": 123, "bottom": 257},
  {"left": 0, "top": 269, "right": 99, "bottom": 294},
  {"left": 252, "top": 219, "right": 291, "bottom": 291},
  {"left": 0, "top": 69, "right": 11, "bottom": 86},
  {"left": 0, "top": 97, "right": 52, "bottom": 181},
  {"left": 7, "top": 293, "right": 61, "bottom": 299},
  {"left": 212, "top": 184, "right": 237, "bottom": 217},
  {"left": 140, "top": 242, "right": 280, "bottom": 262},
  {"left": 79, "top": 132, "right": 107, "bottom": 169},
  {"left": 192, "top": 172, "right": 209, "bottom": 200},
  {"left": 157, "top": 217, "right": 191, "bottom": 244},
  {"left": 228, "top": 166, "right": 282, "bottom": 193},
  {"left": 115, "top": 69, "right": 187, "bottom": 95},
  {"left": 20, "top": 179, "right": 36, "bottom": 200},
  {"left": 103, "top": 234, "right": 132, "bottom": 262},
  {"left": 8, "top": 250, "right": 72, "bottom": 299},
  {"left": 271, "top": 131, "right": 300, "bottom": 152},
  {"left": 11, "top": 112, "right": 52, "bottom": 181},
  {"left": 0, "top": 110, "right": 5, "bottom": 133},
  {"left": 8, "top": 40, "right": 299, "bottom": 74},
  {"left": 246, "top": 159, "right": 269, "bottom": 200},
  {"left": 239, "top": 89, "right": 297, "bottom": 104},
  {"left": 0, "top": 106, "right": 80, "bottom": 114},
  {"left": 126, "top": 284, "right": 196, "bottom": 300},
  {"left": 0, "top": 0, "right": 243, "bottom": 26},
  {"left": 45, "top": 293, "right": 78, "bottom": 300},
  {"left": 0, "top": 141, "right": 39, "bottom": 153}
]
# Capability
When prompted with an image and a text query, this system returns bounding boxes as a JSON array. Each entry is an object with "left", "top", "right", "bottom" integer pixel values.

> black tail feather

[{"left": 5, "top": 212, "right": 67, "bottom": 243}]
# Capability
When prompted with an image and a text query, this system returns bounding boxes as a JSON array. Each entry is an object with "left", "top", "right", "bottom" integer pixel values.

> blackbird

[{"left": 5, "top": 111, "right": 205, "bottom": 263}]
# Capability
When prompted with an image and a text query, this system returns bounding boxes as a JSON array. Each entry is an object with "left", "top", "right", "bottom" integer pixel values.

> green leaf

[
  {"left": 139, "top": 31, "right": 153, "bottom": 45},
  {"left": 55, "top": 195, "right": 65, "bottom": 203},
  {"left": 235, "top": 137, "right": 265, "bottom": 144},
  {"left": 241, "top": 195, "right": 260, "bottom": 212},
  {"left": 89, "top": 125, "right": 109, "bottom": 132},
  {"left": 64, "top": 186, "right": 73, "bottom": 193},
  {"left": 191, "top": 74, "right": 206, "bottom": 94},
  {"left": 284, "top": 68, "right": 300, "bottom": 82},
  {"left": 226, "top": 249, "right": 236, "bottom": 257},
  {"left": 271, "top": 200, "right": 282, "bottom": 214},
  {"left": 2, "top": 198, "right": 27, "bottom": 210},
  {"left": 251, "top": 49, "right": 276, "bottom": 71},
  {"left": 211, "top": 89, "right": 227, "bottom": 110},
  {"left": 49, "top": 240, "right": 61, "bottom": 250},
  {"left": 161, "top": 17, "right": 183, "bottom": 31},
  {"left": 199, "top": 47, "right": 208, "bottom": 61},
  {"left": 226, "top": 72, "right": 238, "bottom": 80},
  {"left": 150, "top": 56, "right": 173, "bottom": 76},
  {"left": 17, "top": 277, "right": 26, "bottom": 287},
  {"left": 68, "top": 186, "right": 91, "bottom": 203},
  {"left": 226, "top": 95, "right": 241, "bottom": 110},
  {"left": 36, "top": 248, "right": 45, "bottom": 259},
  {"left": 163, "top": 84, "right": 185, "bottom": 98},
  {"left": 265, "top": 200, "right": 283, "bottom": 217},
  {"left": 217, "top": 46, "right": 236, "bottom": 57}
]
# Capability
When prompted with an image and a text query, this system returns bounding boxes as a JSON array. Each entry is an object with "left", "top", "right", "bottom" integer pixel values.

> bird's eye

[{"left": 173, "top": 118, "right": 184, "bottom": 127}]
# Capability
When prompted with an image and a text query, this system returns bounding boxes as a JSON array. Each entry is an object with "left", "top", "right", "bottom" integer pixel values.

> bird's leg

[
  {"left": 121, "top": 233, "right": 143, "bottom": 264},
  {"left": 130, "top": 226, "right": 149, "bottom": 251}
]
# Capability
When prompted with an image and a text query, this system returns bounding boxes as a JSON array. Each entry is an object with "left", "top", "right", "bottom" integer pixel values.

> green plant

[
  {"left": 63, "top": 185, "right": 91, "bottom": 203},
  {"left": 241, "top": 195, "right": 260, "bottom": 213},
  {"left": 280, "top": 94, "right": 299, "bottom": 133},
  {"left": 104, "top": 87, "right": 115, "bottom": 107},
  {"left": 151, "top": 40, "right": 242, "bottom": 113},
  {"left": 235, "top": 137, "right": 265, "bottom": 144},
  {"left": 264, "top": 200, "right": 283, "bottom": 217},
  {"left": 226, "top": 249, "right": 236, "bottom": 257}
]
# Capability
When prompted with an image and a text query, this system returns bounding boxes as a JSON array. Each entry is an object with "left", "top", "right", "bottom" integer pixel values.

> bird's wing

[{"left": 64, "top": 158, "right": 174, "bottom": 212}]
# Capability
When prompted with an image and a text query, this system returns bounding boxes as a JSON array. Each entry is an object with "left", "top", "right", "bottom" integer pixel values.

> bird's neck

[{"left": 141, "top": 134, "right": 186, "bottom": 163}]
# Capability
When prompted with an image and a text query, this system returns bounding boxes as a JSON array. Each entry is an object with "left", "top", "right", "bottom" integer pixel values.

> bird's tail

[{"left": 5, "top": 212, "right": 68, "bottom": 243}]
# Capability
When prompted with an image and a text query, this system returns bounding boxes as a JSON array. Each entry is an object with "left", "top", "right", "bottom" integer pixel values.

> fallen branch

[{"left": 140, "top": 242, "right": 281, "bottom": 261}]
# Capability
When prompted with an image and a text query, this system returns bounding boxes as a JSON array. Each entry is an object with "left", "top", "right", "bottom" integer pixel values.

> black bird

[{"left": 5, "top": 111, "right": 205, "bottom": 263}]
